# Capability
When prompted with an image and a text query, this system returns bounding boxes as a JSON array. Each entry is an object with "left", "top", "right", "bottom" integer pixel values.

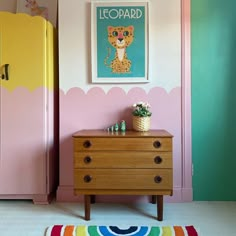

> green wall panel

[{"left": 191, "top": 0, "right": 236, "bottom": 200}]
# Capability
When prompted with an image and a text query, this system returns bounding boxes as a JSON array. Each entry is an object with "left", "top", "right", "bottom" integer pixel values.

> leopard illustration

[{"left": 104, "top": 25, "right": 134, "bottom": 74}]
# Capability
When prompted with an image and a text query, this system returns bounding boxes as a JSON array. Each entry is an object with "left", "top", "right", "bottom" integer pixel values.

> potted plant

[{"left": 132, "top": 102, "right": 152, "bottom": 131}]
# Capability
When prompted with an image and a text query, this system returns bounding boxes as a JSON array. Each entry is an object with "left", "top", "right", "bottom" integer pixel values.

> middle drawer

[{"left": 74, "top": 151, "right": 172, "bottom": 169}]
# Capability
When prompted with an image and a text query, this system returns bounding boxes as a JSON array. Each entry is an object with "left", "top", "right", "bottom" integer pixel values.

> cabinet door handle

[
  {"left": 84, "top": 156, "right": 92, "bottom": 164},
  {"left": 153, "top": 140, "right": 161, "bottom": 148},
  {"left": 4, "top": 64, "right": 9, "bottom": 80},
  {"left": 84, "top": 175, "right": 92, "bottom": 183},
  {"left": 1, "top": 64, "right": 9, "bottom": 80},
  {"left": 83, "top": 140, "right": 92, "bottom": 148},
  {"left": 154, "top": 176, "right": 162, "bottom": 183},
  {"left": 154, "top": 156, "right": 162, "bottom": 164}
]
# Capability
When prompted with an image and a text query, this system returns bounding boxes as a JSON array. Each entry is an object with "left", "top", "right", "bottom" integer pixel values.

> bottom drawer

[{"left": 74, "top": 169, "right": 172, "bottom": 190}]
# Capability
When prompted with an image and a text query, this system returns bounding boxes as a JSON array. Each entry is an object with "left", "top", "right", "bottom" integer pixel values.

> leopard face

[{"left": 107, "top": 25, "right": 134, "bottom": 49}]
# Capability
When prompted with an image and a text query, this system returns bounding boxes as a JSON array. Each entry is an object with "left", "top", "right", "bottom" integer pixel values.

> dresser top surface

[{"left": 73, "top": 129, "right": 173, "bottom": 138}]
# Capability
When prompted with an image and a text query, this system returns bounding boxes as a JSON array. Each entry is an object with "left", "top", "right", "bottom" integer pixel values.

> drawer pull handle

[
  {"left": 153, "top": 140, "right": 161, "bottom": 148},
  {"left": 154, "top": 156, "right": 162, "bottom": 164},
  {"left": 84, "top": 156, "right": 92, "bottom": 164},
  {"left": 84, "top": 175, "right": 92, "bottom": 183},
  {"left": 83, "top": 140, "right": 92, "bottom": 148},
  {"left": 154, "top": 176, "right": 162, "bottom": 183}
]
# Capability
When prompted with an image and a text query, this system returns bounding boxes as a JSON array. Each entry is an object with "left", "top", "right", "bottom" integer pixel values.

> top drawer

[{"left": 74, "top": 137, "right": 172, "bottom": 151}]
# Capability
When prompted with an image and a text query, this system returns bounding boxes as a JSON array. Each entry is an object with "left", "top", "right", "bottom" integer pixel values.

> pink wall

[{"left": 57, "top": 86, "right": 184, "bottom": 202}]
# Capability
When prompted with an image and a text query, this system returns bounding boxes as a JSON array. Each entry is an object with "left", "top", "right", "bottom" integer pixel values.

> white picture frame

[{"left": 91, "top": 1, "right": 149, "bottom": 83}]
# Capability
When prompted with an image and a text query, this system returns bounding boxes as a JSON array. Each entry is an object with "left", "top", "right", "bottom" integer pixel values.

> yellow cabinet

[
  {"left": 0, "top": 12, "right": 55, "bottom": 90},
  {"left": 0, "top": 12, "right": 58, "bottom": 204}
]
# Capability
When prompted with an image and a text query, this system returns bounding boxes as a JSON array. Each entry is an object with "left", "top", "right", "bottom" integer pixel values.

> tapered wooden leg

[
  {"left": 91, "top": 195, "right": 96, "bottom": 204},
  {"left": 151, "top": 195, "right": 156, "bottom": 204},
  {"left": 84, "top": 195, "right": 91, "bottom": 220},
  {"left": 157, "top": 195, "right": 163, "bottom": 221}
]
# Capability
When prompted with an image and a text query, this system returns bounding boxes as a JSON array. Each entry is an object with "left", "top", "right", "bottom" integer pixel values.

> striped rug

[{"left": 46, "top": 225, "right": 198, "bottom": 236}]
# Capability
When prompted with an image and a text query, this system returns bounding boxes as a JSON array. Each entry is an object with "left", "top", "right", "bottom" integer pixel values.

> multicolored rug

[{"left": 46, "top": 225, "right": 199, "bottom": 236}]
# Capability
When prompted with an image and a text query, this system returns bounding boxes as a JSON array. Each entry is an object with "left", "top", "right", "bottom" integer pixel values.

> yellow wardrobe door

[
  {"left": 0, "top": 13, "right": 56, "bottom": 196},
  {"left": 0, "top": 12, "right": 47, "bottom": 91}
]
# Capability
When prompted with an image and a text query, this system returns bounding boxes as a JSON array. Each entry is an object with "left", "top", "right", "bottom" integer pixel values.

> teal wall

[{"left": 192, "top": 0, "right": 236, "bottom": 200}]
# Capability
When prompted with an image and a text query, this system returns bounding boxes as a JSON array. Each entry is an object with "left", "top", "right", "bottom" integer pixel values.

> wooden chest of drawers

[{"left": 73, "top": 129, "right": 173, "bottom": 221}]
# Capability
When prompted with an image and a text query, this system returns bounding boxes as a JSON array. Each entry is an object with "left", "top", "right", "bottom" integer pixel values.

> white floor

[{"left": 0, "top": 200, "right": 235, "bottom": 236}]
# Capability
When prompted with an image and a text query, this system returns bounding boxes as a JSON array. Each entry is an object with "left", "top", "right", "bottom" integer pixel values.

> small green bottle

[
  {"left": 114, "top": 123, "right": 119, "bottom": 132},
  {"left": 120, "top": 120, "right": 126, "bottom": 132}
]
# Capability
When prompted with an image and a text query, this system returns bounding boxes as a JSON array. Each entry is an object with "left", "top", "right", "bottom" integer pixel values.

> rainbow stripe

[{"left": 46, "top": 225, "right": 198, "bottom": 236}]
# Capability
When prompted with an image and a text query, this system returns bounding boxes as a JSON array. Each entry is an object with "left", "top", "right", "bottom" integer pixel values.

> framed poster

[
  {"left": 91, "top": 1, "right": 149, "bottom": 83},
  {"left": 16, "top": 0, "right": 57, "bottom": 27}
]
